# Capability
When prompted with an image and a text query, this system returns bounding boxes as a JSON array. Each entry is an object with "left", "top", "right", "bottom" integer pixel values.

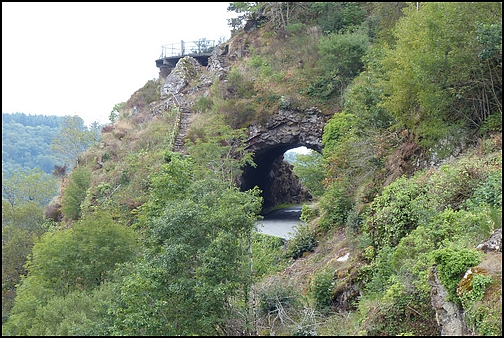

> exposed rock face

[
  {"left": 476, "top": 227, "right": 502, "bottom": 253},
  {"left": 154, "top": 45, "right": 329, "bottom": 210},
  {"left": 246, "top": 107, "right": 328, "bottom": 154},
  {"left": 240, "top": 107, "right": 328, "bottom": 210},
  {"left": 428, "top": 266, "right": 470, "bottom": 336},
  {"left": 428, "top": 228, "right": 503, "bottom": 336},
  {"left": 160, "top": 56, "right": 202, "bottom": 101},
  {"left": 206, "top": 43, "right": 230, "bottom": 79},
  {"left": 263, "top": 157, "right": 312, "bottom": 210}
]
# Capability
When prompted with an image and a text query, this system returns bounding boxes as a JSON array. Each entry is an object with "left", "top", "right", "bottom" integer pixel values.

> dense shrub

[
  {"left": 61, "top": 167, "right": 92, "bottom": 220},
  {"left": 284, "top": 222, "right": 317, "bottom": 259},
  {"left": 318, "top": 181, "right": 352, "bottom": 230},
  {"left": 430, "top": 248, "right": 483, "bottom": 303},
  {"left": 364, "top": 172, "right": 432, "bottom": 249},
  {"left": 306, "top": 31, "right": 369, "bottom": 102},
  {"left": 309, "top": 268, "right": 334, "bottom": 313},
  {"left": 252, "top": 232, "right": 288, "bottom": 279}
]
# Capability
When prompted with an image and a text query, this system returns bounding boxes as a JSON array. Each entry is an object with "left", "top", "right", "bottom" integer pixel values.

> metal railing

[{"left": 159, "top": 39, "right": 216, "bottom": 59}]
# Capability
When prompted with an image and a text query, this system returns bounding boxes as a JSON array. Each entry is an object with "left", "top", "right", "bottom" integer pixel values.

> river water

[{"left": 256, "top": 205, "right": 304, "bottom": 239}]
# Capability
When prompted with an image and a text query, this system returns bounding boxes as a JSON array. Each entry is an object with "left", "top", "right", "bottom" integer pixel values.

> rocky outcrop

[
  {"left": 150, "top": 56, "right": 202, "bottom": 118},
  {"left": 428, "top": 266, "right": 470, "bottom": 336},
  {"left": 240, "top": 107, "right": 328, "bottom": 210},
  {"left": 428, "top": 228, "right": 502, "bottom": 336},
  {"left": 153, "top": 44, "right": 328, "bottom": 210},
  {"left": 246, "top": 107, "right": 328, "bottom": 154},
  {"left": 476, "top": 227, "right": 502, "bottom": 253},
  {"left": 152, "top": 48, "right": 233, "bottom": 154},
  {"left": 263, "top": 157, "right": 312, "bottom": 210},
  {"left": 160, "top": 56, "right": 201, "bottom": 101}
]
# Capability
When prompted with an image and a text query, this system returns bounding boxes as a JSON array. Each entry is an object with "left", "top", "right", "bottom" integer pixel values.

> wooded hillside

[{"left": 2, "top": 2, "right": 501, "bottom": 336}]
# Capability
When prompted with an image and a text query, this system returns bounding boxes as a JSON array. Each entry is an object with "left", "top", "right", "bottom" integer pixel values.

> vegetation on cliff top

[{"left": 2, "top": 2, "right": 501, "bottom": 335}]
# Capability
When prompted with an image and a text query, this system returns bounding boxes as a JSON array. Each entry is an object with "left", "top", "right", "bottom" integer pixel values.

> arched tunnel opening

[{"left": 239, "top": 144, "right": 316, "bottom": 214}]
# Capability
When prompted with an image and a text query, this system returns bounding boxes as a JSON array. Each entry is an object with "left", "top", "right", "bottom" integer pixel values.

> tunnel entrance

[
  {"left": 238, "top": 106, "right": 329, "bottom": 213},
  {"left": 240, "top": 144, "right": 315, "bottom": 213}
]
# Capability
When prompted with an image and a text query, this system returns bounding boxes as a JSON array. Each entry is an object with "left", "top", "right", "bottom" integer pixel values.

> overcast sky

[{"left": 2, "top": 2, "right": 238, "bottom": 126}]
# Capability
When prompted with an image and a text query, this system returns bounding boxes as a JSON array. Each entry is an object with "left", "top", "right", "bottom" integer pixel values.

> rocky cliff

[{"left": 149, "top": 41, "right": 325, "bottom": 210}]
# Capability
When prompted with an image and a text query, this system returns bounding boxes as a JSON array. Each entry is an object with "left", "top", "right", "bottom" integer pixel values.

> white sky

[{"left": 2, "top": 2, "right": 238, "bottom": 126}]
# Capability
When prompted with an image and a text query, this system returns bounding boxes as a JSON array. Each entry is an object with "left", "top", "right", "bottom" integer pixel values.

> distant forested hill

[{"left": 2, "top": 113, "right": 65, "bottom": 174}]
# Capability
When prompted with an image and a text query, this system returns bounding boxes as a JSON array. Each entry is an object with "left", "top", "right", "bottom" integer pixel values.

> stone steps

[{"left": 172, "top": 110, "right": 191, "bottom": 153}]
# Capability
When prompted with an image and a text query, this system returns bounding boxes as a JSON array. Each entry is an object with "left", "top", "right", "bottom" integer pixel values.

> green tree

[
  {"left": 26, "top": 212, "right": 138, "bottom": 295},
  {"left": 1, "top": 168, "right": 55, "bottom": 324},
  {"left": 307, "top": 30, "right": 370, "bottom": 102},
  {"left": 126, "top": 158, "right": 263, "bottom": 335},
  {"left": 2, "top": 222, "right": 38, "bottom": 323},
  {"left": 61, "top": 166, "right": 92, "bottom": 220},
  {"left": 147, "top": 185, "right": 261, "bottom": 335},
  {"left": 379, "top": 2, "right": 502, "bottom": 151},
  {"left": 185, "top": 119, "right": 255, "bottom": 186},
  {"left": 18, "top": 286, "right": 115, "bottom": 336},
  {"left": 368, "top": 2, "right": 408, "bottom": 45},
  {"left": 309, "top": 2, "right": 368, "bottom": 35},
  {"left": 292, "top": 151, "right": 325, "bottom": 197},
  {"left": 3, "top": 212, "right": 139, "bottom": 334},
  {"left": 2, "top": 167, "right": 57, "bottom": 208},
  {"left": 227, "top": 2, "right": 262, "bottom": 32},
  {"left": 50, "top": 115, "right": 98, "bottom": 167}
]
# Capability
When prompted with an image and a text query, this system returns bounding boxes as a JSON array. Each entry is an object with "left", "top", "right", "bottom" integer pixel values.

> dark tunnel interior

[{"left": 240, "top": 144, "right": 314, "bottom": 213}]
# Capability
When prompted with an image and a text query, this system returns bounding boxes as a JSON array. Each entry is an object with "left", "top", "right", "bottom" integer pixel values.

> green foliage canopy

[
  {"left": 2, "top": 117, "right": 62, "bottom": 174},
  {"left": 291, "top": 150, "right": 325, "bottom": 198},
  {"left": 50, "top": 115, "right": 98, "bottom": 167},
  {"left": 2, "top": 167, "right": 57, "bottom": 208},
  {"left": 379, "top": 2, "right": 502, "bottom": 150},
  {"left": 61, "top": 166, "right": 92, "bottom": 220}
]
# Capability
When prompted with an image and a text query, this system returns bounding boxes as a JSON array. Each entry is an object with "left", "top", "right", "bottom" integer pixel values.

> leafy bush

[
  {"left": 309, "top": 2, "right": 367, "bottom": 35},
  {"left": 3, "top": 212, "right": 138, "bottom": 335},
  {"left": 364, "top": 175, "right": 428, "bottom": 248},
  {"left": 306, "top": 31, "right": 369, "bottom": 101},
  {"left": 427, "top": 162, "right": 487, "bottom": 211},
  {"left": 252, "top": 232, "right": 288, "bottom": 279},
  {"left": 284, "top": 222, "right": 317, "bottom": 259},
  {"left": 459, "top": 273, "right": 493, "bottom": 306},
  {"left": 480, "top": 112, "right": 502, "bottom": 134},
  {"left": 378, "top": 3, "right": 502, "bottom": 151},
  {"left": 430, "top": 248, "right": 483, "bottom": 303},
  {"left": 361, "top": 285, "right": 439, "bottom": 336},
  {"left": 310, "top": 268, "right": 334, "bottom": 313},
  {"left": 463, "top": 278, "right": 502, "bottom": 336},
  {"left": 318, "top": 182, "right": 352, "bottom": 230},
  {"left": 362, "top": 245, "right": 396, "bottom": 295},
  {"left": 61, "top": 167, "right": 92, "bottom": 220},
  {"left": 284, "top": 22, "right": 306, "bottom": 35},
  {"left": 300, "top": 204, "right": 319, "bottom": 223},
  {"left": 321, "top": 113, "right": 356, "bottom": 180},
  {"left": 465, "top": 169, "right": 502, "bottom": 209}
]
